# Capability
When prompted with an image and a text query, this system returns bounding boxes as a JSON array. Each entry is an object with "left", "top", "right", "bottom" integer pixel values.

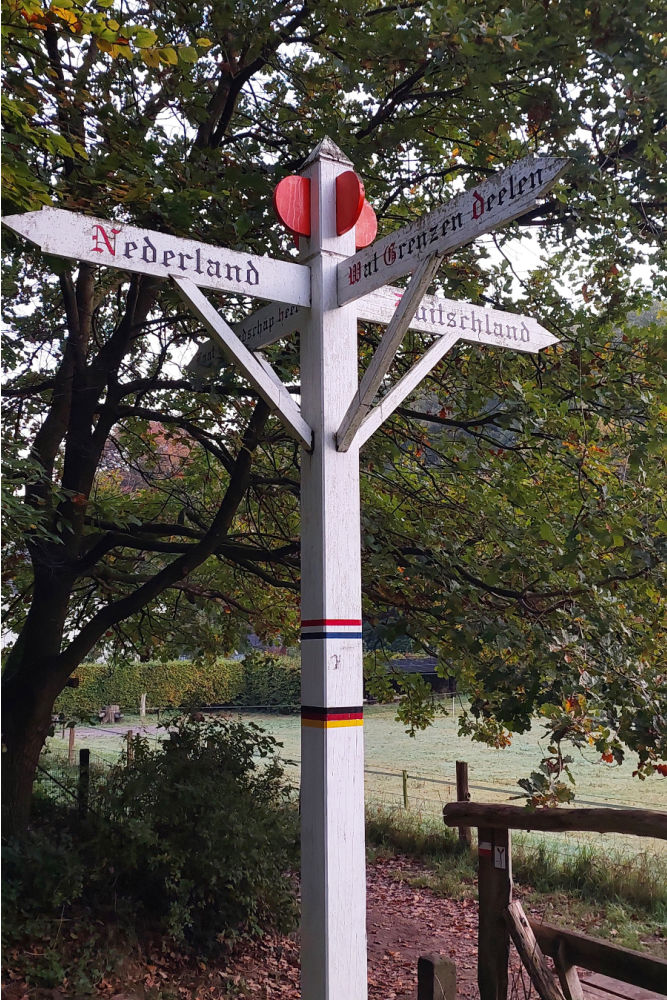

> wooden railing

[{"left": 442, "top": 802, "right": 667, "bottom": 1000}]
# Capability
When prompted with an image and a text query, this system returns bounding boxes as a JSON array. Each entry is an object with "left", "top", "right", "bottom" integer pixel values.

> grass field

[
  {"left": 41, "top": 701, "right": 667, "bottom": 956},
  {"left": 46, "top": 700, "right": 666, "bottom": 859}
]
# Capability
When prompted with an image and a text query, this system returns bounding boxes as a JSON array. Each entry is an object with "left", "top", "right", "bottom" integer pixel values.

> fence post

[
  {"left": 140, "top": 692, "right": 147, "bottom": 719},
  {"left": 78, "top": 748, "right": 90, "bottom": 819},
  {"left": 126, "top": 729, "right": 134, "bottom": 764},
  {"left": 402, "top": 769, "right": 409, "bottom": 809},
  {"left": 68, "top": 724, "right": 76, "bottom": 766},
  {"left": 418, "top": 953, "right": 456, "bottom": 1000},
  {"left": 477, "top": 825, "right": 512, "bottom": 1000},
  {"left": 455, "top": 761, "right": 472, "bottom": 847}
]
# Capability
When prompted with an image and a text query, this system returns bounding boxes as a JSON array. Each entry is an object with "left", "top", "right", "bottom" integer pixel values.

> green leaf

[
  {"left": 134, "top": 28, "right": 158, "bottom": 48},
  {"left": 178, "top": 45, "right": 198, "bottom": 63},
  {"left": 539, "top": 522, "right": 558, "bottom": 544}
]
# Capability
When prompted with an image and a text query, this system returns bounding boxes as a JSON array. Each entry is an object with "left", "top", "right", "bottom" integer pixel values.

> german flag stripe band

[{"left": 301, "top": 706, "right": 363, "bottom": 728}]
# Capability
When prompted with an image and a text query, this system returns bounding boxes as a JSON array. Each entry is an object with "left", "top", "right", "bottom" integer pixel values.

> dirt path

[
  {"left": 366, "top": 857, "right": 480, "bottom": 1000},
  {"left": 214, "top": 856, "right": 484, "bottom": 999}
]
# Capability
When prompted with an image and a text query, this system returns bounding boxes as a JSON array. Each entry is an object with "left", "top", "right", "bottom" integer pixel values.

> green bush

[
  {"left": 232, "top": 651, "right": 300, "bottom": 710},
  {"left": 1, "top": 828, "right": 91, "bottom": 988},
  {"left": 54, "top": 657, "right": 244, "bottom": 717},
  {"left": 2, "top": 828, "right": 85, "bottom": 924},
  {"left": 2, "top": 718, "right": 298, "bottom": 985},
  {"left": 97, "top": 715, "right": 299, "bottom": 952}
]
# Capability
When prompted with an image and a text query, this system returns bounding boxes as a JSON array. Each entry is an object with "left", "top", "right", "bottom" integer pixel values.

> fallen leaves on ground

[{"left": 2, "top": 854, "right": 538, "bottom": 1000}]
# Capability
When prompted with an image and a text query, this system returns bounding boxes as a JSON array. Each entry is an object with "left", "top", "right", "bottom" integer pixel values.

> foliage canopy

[{"left": 2, "top": 0, "right": 665, "bottom": 822}]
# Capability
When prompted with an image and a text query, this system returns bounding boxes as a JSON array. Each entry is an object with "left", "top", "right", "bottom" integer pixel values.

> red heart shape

[
  {"left": 355, "top": 200, "right": 377, "bottom": 249},
  {"left": 273, "top": 175, "right": 311, "bottom": 236},
  {"left": 336, "top": 170, "right": 365, "bottom": 235}
]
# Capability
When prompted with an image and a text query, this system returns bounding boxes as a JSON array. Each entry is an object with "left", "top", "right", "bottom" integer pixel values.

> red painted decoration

[
  {"left": 355, "top": 200, "right": 377, "bottom": 249},
  {"left": 273, "top": 175, "right": 311, "bottom": 236},
  {"left": 336, "top": 170, "right": 365, "bottom": 235}
]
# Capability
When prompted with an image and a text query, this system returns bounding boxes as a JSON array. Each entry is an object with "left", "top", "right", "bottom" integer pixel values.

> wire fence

[
  {"left": 38, "top": 729, "right": 664, "bottom": 862},
  {"left": 36, "top": 744, "right": 115, "bottom": 817}
]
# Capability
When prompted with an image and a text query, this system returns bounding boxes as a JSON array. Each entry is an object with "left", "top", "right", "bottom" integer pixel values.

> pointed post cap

[{"left": 301, "top": 136, "right": 353, "bottom": 168}]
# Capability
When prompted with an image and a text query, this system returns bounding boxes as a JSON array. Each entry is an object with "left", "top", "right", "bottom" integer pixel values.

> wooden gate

[{"left": 442, "top": 803, "right": 667, "bottom": 1000}]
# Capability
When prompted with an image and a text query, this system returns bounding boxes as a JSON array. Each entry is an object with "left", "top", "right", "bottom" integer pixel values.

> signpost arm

[
  {"left": 172, "top": 276, "right": 313, "bottom": 451},
  {"left": 2, "top": 208, "right": 311, "bottom": 307},
  {"left": 352, "top": 331, "right": 459, "bottom": 451},
  {"left": 336, "top": 253, "right": 444, "bottom": 452},
  {"left": 337, "top": 155, "right": 569, "bottom": 305}
]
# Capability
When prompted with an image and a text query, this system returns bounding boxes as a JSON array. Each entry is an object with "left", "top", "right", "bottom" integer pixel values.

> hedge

[
  {"left": 54, "top": 652, "right": 301, "bottom": 718},
  {"left": 231, "top": 651, "right": 300, "bottom": 710},
  {"left": 54, "top": 657, "right": 244, "bottom": 717}
]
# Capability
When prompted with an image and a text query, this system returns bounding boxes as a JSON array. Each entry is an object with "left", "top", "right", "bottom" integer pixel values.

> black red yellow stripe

[{"left": 301, "top": 706, "right": 364, "bottom": 728}]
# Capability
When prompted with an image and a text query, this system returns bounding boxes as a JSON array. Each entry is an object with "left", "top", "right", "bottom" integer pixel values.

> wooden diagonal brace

[
  {"left": 506, "top": 901, "right": 565, "bottom": 1000},
  {"left": 173, "top": 276, "right": 313, "bottom": 451},
  {"left": 352, "top": 332, "right": 459, "bottom": 450},
  {"left": 336, "top": 253, "right": 445, "bottom": 452}
]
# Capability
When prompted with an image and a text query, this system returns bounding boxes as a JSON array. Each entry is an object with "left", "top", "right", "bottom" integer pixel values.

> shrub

[
  {"left": 1, "top": 828, "right": 90, "bottom": 988},
  {"left": 97, "top": 715, "right": 299, "bottom": 952},
  {"left": 2, "top": 828, "right": 85, "bottom": 928}
]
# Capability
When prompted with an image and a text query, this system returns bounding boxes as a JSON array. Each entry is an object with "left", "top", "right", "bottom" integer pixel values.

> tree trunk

[
  {"left": 1, "top": 399, "right": 270, "bottom": 833},
  {"left": 2, "top": 567, "right": 75, "bottom": 834},
  {"left": 1, "top": 664, "right": 64, "bottom": 835}
]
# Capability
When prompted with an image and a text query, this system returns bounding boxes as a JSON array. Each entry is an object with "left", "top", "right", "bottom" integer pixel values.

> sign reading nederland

[
  {"left": 337, "top": 155, "right": 569, "bottom": 305},
  {"left": 2, "top": 207, "right": 311, "bottom": 308}
]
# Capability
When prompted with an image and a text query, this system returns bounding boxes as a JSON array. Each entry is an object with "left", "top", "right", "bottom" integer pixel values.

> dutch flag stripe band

[
  {"left": 301, "top": 706, "right": 363, "bottom": 729},
  {"left": 301, "top": 619, "right": 362, "bottom": 626},
  {"left": 301, "top": 618, "right": 363, "bottom": 640}
]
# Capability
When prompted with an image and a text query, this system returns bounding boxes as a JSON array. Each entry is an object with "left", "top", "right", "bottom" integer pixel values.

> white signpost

[
  {"left": 3, "top": 139, "right": 567, "bottom": 1000},
  {"left": 187, "top": 298, "right": 304, "bottom": 376},
  {"left": 2, "top": 207, "right": 310, "bottom": 307}
]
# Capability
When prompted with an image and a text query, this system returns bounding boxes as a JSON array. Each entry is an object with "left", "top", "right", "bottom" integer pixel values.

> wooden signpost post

[{"left": 3, "top": 139, "right": 567, "bottom": 1000}]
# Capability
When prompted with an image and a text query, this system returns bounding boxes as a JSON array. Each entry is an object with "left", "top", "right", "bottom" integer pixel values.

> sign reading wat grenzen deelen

[{"left": 339, "top": 156, "right": 568, "bottom": 303}]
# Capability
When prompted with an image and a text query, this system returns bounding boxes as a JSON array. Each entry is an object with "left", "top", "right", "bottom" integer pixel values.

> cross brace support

[
  {"left": 173, "top": 276, "right": 313, "bottom": 451},
  {"left": 336, "top": 253, "right": 444, "bottom": 452}
]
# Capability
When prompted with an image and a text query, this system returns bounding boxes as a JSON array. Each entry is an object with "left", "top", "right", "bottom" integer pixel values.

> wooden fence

[{"left": 442, "top": 802, "right": 667, "bottom": 1000}]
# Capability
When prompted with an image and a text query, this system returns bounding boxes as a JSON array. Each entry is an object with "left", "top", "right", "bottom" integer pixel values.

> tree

[{"left": 2, "top": 0, "right": 665, "bottom": 828}]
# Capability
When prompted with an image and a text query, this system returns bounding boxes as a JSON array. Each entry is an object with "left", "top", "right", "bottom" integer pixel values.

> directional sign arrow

[
  {"left": 2, "top": 207, "right": 311, "bottom": 307},
  {"left": 186, "top": 282, "right": 557, "bottom": 378},
  {"left": 338, "top": 154, "right": 569, "bottom": 305},
  {"left": 186, "top": 300, "right": 304, "bottom": 377},
  {"left": 356, "top": 285, "right": 558, "bottom": 354}
]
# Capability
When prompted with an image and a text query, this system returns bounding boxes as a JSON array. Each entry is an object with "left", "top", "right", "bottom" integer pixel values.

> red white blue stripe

[{"left": 301, "top": 618, "right": 363, "bottom": 640}]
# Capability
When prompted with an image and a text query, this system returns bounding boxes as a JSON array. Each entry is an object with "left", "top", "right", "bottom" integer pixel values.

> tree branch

[{"left": 56, "top": 401, "right": 271, "bottom": 670}]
